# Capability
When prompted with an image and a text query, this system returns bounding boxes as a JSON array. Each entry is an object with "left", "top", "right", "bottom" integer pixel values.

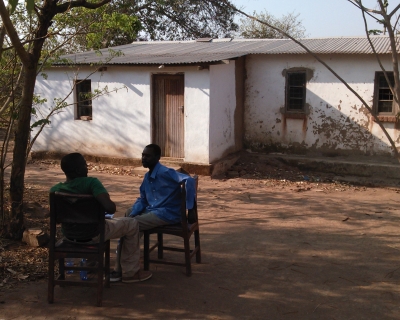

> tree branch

[
  {"left": 55, "top": 0, "right": 112, "bottom": 14},
  {"left": 0, "top": 24, "right": 6, "bottom": 59},
  {"left": 358, "top": 1, "right": 400, "bottom": 156},
  {"left": 224, "top": 0, "right": 400, "bottom": 159},
  {"left": 347, "top": 0, "right": 383, "bottom": 21},
  {"left": 0, "top": 1, "right": 30, "bottom": 64},
  {"left": 387, "top": 4, "right": 400, "bottom": 18}
]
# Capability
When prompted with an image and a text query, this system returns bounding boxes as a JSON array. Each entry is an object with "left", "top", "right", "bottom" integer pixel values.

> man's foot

[
  {"left": 110, "top": 270, "right": 122, "bottom": 282},
  {"left": 122, "top": 270, "right": 152, "bottom": 283}
]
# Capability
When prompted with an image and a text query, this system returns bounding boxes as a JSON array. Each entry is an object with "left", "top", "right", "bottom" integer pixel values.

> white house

[{"left": 32, "top": 36, "right": 400, "bottom": 174}]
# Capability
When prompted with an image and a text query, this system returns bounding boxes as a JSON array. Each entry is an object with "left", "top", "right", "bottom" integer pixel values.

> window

[
  {"left": 374, "top": 72, "right": 395, "bottom": 114},
  {"left": 286, "top": 72, "right": 306, "bottom": 112},
  {"left": 75, "top": 79, "right": 92, "bottom": 120}
]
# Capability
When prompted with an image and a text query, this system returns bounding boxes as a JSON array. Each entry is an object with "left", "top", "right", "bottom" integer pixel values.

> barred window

[
  {"left": 374, "top": 72, "right": 395, "bottom": 114},
  {"left": 75, "top": 79, "right": 92, "bottom": 120},
  {"left": 286, "top": 72, "right": 306, "bottom": 112}
]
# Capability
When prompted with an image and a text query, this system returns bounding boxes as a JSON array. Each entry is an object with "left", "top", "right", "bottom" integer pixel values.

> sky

[{"left": 231, "top": 0, "right": 393, "bottom": 38}]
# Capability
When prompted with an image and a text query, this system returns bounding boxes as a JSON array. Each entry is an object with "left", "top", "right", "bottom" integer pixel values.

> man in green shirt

[{"left": 50, "top": 153, "right": 151, "bottom": 283}]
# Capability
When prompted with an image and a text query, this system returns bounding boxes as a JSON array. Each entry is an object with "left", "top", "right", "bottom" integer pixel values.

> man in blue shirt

[{"left": 127, "top": 144, "right": 195, "bottom": 230}]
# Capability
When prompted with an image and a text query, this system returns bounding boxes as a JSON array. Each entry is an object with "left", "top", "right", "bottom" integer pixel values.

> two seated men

[{"left": 50, "top": 144, "right": 194, "bottom": 283}]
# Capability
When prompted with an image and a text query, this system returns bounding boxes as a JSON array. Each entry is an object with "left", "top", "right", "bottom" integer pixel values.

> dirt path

[{"left": 1, "top": 159, "right": 400, "bottom": 319}]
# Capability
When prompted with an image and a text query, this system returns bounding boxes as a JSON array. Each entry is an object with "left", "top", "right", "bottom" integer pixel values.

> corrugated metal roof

[{"left": 59, "top": 36, "right": 400, "bottom": 66}]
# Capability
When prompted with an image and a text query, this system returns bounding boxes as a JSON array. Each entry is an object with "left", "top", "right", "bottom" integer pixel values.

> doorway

[{"left": 152, "top": 74, "right": 185, "bottom": 158}]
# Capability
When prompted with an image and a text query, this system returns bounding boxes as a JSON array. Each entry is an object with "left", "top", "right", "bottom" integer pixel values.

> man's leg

[
  {"left": 104, "top": 218, "right": 140, "bottom": 278},
  {"left": 133, "top": 212, "right": 170, "bottom": 231},
  {"left": 124, "top": 208, "right": 169, "bottom": 231},
  {"left": 113, "top": 210, "right": 169, "bottom": 273}
]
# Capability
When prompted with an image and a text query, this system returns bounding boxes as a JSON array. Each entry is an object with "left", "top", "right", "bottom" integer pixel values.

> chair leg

[
  {"left": 97, "top": 278, "right": 103, "bottom": 307},
  {"left": 144, "top": 233, "right": 150, "bottom": 271},
  {"left": 97, "top": 268, "right": 104, "bottom": 307},
  {"left": 184, "top": 237, "right": 192, "bottom": 276},
  {"left": 105, "top": 241, "right": 110, "bottom": 288},
  {"left": 157, "top": 233, "right": 164, "bottom": 259},
  {"left": 48, "top": 257, "right": 55, "bottom": 304},
  {"left": 97, "top": 257, "right": 103, "bottom": 307},
  {"left": 58, "top": 258, "right": 65, "bottom": 280},
  {"left": 195, "top": 230, "right": 201, "bottom": 263}
]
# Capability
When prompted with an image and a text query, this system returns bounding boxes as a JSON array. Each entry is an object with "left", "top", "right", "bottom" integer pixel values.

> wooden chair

[
  {"left": 143, "top": 175, "right": 201, "bottom": 276},
  {"left": 48, "top": 192, "right": 110, "bottom": 307}
]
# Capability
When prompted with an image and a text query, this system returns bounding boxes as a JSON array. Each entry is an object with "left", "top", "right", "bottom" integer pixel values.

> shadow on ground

[{"left": 1, "top": 161, "right": 400, "bottom": 319}]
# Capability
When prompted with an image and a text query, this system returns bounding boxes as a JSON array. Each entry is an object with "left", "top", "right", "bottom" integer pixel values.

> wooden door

[{"left": 152, "top": 74, "right": 184, "bottom": 158}]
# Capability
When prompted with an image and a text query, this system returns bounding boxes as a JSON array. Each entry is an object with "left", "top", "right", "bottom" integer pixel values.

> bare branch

[
  {"left": 387, "top": 4, "right": 400, "bottom": 18},
  {"left": 55, "top": 0, "right": 112, "bottom": 14},
  {"left": 347, "top": 0, "right": 383, "bottom": 21},
  {"left": 223, "top": 0, "right": 400, "bottom": 159},
  {"left": 0, "top": 24, "right": 6, "bottom": 58}
]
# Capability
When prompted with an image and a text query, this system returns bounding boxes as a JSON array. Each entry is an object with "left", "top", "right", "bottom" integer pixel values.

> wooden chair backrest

[
  {"left": 50, "top": 192, "right": 103, "bottom": 224},
  {"left": 180, "top": 175, "right": 199, "bottom": 226}
]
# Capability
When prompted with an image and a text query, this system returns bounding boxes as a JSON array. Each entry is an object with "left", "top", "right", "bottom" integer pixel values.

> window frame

[
  {"left": 74, "top": 79, "right": 92, "bottom": 120},
  {"left": 373, "top": 71, "right": 396, "bottom": 116},
  {"left": 285, "top": 71, "right": 307, "bottom": 113}
]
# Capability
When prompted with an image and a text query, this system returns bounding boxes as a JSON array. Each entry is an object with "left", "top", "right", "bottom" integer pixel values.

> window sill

[
  {"left": 80, "top": 116, "right": 92, "bottom": 121},
  {"left": 371, "top": 115, "right": 397, "bottom": 123},
  {"left": 282, "top": 112, "right": 307, "bottom": 119},
  {"left": 280, "top": 106, "right": 309, "bottom": 119}
]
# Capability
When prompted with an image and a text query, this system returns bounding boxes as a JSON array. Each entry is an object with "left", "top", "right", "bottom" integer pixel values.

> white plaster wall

[
  {"left": 209, "top": 62, "right": 237, "bottom": 163},
  {"left": 244, "top": 54, "right": 398, "bottom": 156},
  {"left": 33, "top": 66, "right": 151, "bottom": 158},
  {"left": 33, "top": 66, "right": 211, "bottom": 163}
]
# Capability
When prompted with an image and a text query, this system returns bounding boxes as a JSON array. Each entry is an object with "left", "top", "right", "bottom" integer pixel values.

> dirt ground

[{"left": 1, "top": 153, "right": 400, "bottom": 319}]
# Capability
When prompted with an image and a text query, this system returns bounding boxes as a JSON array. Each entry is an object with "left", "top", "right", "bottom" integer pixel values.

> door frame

[{"left": 151, "top": 73, "right": 185, "bottom": 158}]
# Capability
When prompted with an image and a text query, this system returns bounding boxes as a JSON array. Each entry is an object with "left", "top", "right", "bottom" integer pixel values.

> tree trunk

[
  {"left": 5, "top": 67, "right": 37, "bottom": 239},
  {"left": 0, "top": 0, "right": 111, "bottom": 239}
]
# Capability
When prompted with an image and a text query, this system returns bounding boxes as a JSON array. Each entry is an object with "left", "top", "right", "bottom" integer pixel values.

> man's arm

[
  {"left": 96, "top": 193, "right": 116, "bottom": 213},
  {"left": 129, "top": 182, "right": 148, "bottom": 217},
  {"left": 130, "top": 197, "right": 147, "bottom": 217}
]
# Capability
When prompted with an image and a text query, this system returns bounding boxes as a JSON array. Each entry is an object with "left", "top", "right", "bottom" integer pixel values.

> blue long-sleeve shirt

[{"left": 130, "top": 162, "right": 195, "bottom": 224}]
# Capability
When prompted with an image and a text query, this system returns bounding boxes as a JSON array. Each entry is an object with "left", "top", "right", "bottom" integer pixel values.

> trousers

[
  {"left": 103, "top": 217, "right": 140, "bottom": 278},
  {"left": 114, "top": 209, "right": 170, "bottom": 274},
  {"left": 124, "top": 208, "right": 170, "bottom": 231}
]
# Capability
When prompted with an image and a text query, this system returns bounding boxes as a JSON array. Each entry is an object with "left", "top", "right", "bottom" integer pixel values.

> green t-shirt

[{"left": 50, "top": 177, "right": 108, "bottom": 240}]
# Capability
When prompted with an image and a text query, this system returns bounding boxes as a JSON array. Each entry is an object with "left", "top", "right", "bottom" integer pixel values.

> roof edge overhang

[{"left": 51, "top": 57, "right": 239, "bottom": 68}]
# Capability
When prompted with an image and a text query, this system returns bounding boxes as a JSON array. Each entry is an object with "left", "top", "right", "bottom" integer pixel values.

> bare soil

[{"left": 1, "top": 154, "right": 400, "bottom": 319}]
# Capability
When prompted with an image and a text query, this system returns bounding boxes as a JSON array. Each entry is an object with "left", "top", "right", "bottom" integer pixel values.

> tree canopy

[
  {"left": 238, "top": 10, "right": 307, "bottom": 39},
  {"left": 0, "top": 0, "right": 239, "bottom": 239},
  {"left": 50, "top": 0, "right": 238, "bottom": 53}
]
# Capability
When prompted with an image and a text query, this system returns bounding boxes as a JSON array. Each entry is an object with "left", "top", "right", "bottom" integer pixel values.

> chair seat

[
  {"left": 147, "top": 222, "right": 198, "bottom": 235},
  {"left": 149, "top": 223, "right": 181, "bottom": 230},
  {"left": 55, "top": 239, "right": 102, "bottom": 252}
]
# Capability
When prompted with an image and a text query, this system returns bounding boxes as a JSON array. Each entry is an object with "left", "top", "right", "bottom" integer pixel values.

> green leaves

[
  {"left": 30, "top": 119, "right": 51, "bottom": 129},
  {"left": 86, "top": 11, "right": 141, "bottom": 49},
  {"left": 368, "top": 29, "right": 383, "bottom": 35},
  {"left": 8, "top": 0, "right": 35, "bottom": 14}
]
